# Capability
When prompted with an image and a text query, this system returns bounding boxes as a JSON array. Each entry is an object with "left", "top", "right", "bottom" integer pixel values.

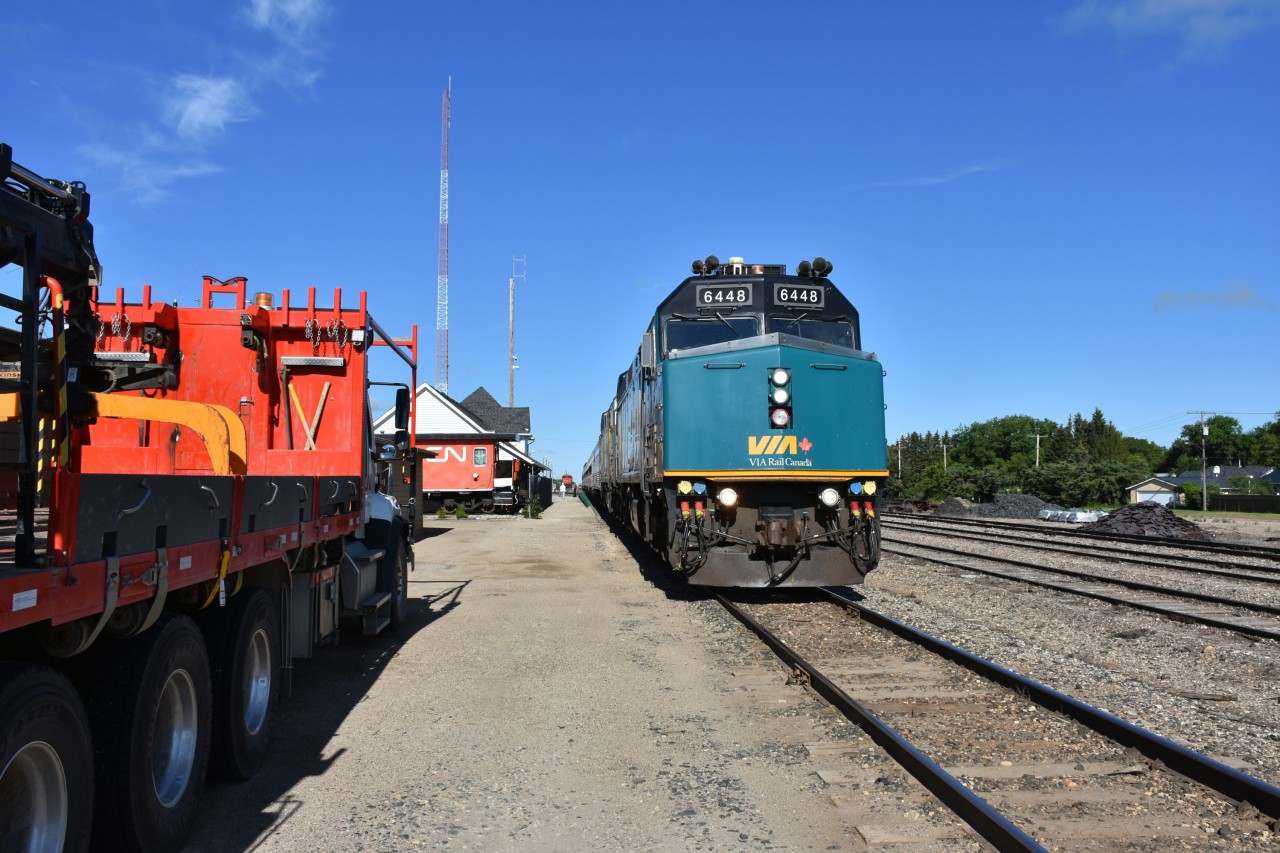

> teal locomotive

[{"left": 583, "top": 255, "right": 888, "bottom": 587}]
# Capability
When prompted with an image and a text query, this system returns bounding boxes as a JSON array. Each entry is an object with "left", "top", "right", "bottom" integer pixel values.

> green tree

[{"left": 1161, "top": 415, "right": 1246, "bottom": 473}]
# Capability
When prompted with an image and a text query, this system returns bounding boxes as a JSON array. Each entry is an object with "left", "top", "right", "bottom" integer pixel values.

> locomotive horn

[
  {"left": 704, "top": 255, "right": 720, "bottom": 272},
  {"left": 692, "top": 259, "right": 705, "bottom": 275},
  {"left": 797, "top": 260, "right": 812, "bottom": 276}
]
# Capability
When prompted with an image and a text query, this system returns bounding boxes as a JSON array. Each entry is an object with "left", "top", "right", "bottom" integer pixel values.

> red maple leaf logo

[{"left": 799, "top": 437, "right": 812, "bottom": 453}]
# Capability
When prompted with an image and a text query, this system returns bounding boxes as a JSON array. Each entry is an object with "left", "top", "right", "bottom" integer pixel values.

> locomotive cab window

[
  {"left": 664, "top": 316, "right": 759, "bottom": 352},
  {"left": 473, "top": 448, "right": 487, "bottom": 466},
  {"left": 767, "top": 316, "right": 857, "bottom": 350}
]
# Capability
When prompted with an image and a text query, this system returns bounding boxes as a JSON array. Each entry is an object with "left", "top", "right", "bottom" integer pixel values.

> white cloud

[
  {"left": 247, "top": 0, "right": 327, "bottom": 43},
  {"left": 165, "top": 75, "right": 257, "bottom": 141},
  {"left": 1063, "top": 0, "right": 1280, "bottom": 57},
  {"left": 1154, "top": 281, "right": 1276, "bottom": 310},
  {"left": 870, "top": 162, "right": 1006, "bottom": 189}
]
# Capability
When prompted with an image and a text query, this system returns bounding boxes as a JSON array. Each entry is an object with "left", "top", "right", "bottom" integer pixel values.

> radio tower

[{"left": 435, "top": 77, "right": 451, "bottom": 394}]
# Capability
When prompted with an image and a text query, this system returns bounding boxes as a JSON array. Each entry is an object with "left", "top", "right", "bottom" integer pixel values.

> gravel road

[{"left": 183, "top": 499, "right": 899, "bottom": 851}]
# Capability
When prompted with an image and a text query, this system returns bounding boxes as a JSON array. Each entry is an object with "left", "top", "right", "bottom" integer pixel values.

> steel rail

[
  {"left": 714, "top": 593, "right": 1048, "bottom": 853},
  {"left": 884, "top": 537, "right": 1280, "bottom": 617},
  {"left": 884, "top": 517, "right": 1280, "bottom": 579},
  {"left": 884, "top": 542, "right": 1280, "bottom": 643},
  {"left": 883, "top": 511, "right": 1280, "bottom": 561},
  {"left": 817, "top": 587, "right": 1280, "bottom": 820}
]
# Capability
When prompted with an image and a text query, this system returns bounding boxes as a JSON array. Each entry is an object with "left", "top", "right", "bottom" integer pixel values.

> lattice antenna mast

[{"left": 435, "top": 77, "right": 451, "bottom": 394}]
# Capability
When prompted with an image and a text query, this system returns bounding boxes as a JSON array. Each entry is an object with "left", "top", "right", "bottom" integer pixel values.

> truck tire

[
  {"left": 0, "top": 664, "right": 94, "bottom": 853},
  {"left": 85, "top": 613, "right": 211, "bottom": 853},
  {"left": 203, "top": 589, "right": 278, "bottom": 780}
]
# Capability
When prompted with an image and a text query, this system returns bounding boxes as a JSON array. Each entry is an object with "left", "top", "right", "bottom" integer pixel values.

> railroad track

[
  {"left": 884, "top": 511, "right": 1280, "bottom": 563},
  {"left": 885, "top": 514, "right": 1280, "bottom": 582},
  {"left": 717, "top": 591, "right": 1280, "bottom": 850},
  {"left": 881, "top": 523, "right": 1280, "bottom": 643}
]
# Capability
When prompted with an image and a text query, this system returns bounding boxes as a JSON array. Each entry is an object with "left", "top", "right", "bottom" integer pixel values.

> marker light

[
  {"left": 677, "top": 480, "right": 693, "bottom": 495},
  {"left": 849, "top": 482, "right": 864, "bottom": 495},
  {"left": 771, "top": 387, "right": 790, "bottom": 405},
  {"left": 864, "top": 481, "right": 877, "bottom": 496},
  {"left": 770, "top": 407, "right": 791, "bottom": 427},
  {"left": 771, "top": 368, "right": 790, "bottom": 386},
  {"left": 692, "top": 482, "right": 707, "bottom": 495},
  {"left": 718, "top": 487, "right": 738, "bottom": 508},
  {"left": 818, "top": 488, "right": 840, "bottom": 508}
]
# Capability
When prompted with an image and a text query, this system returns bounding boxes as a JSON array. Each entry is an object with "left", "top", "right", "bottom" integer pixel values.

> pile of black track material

[
  {"left": 975, "top": 493, "right": 1055, "bottom": 520},
  {"left": 1079, "top": 501, "right": 1212, "bottom": 541},
  {"left": 935, "top": 496, "right": 973, "bottom": 516}
]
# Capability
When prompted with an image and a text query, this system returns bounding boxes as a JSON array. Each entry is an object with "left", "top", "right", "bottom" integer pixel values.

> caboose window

[
  {"left": 768, "top": 317, "right": 856, "bottom": 349},
  {"left": 473, "top": 448, "right": 487, "bottom": 466},
  {"left": 664, "top": 316, "right": 759, "bottom": 351}
]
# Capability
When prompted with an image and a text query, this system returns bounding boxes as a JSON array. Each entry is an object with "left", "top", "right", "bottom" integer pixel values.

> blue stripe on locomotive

[{"left": 663, "top": 342, "right": 886, "bottom": 473}]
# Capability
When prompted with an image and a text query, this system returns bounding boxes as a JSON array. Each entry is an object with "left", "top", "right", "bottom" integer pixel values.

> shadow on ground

[{"left": 184, "top": 564, "right": 470, "bottom": 851}]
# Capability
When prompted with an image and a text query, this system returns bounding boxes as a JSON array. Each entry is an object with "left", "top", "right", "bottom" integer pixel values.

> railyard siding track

[
  {"left": 881, "top": 524, "right": 1280, "bottom": 642},
  {"left": 717, "top": 592, "right": 1280, "bottom": 849},
  {"left": 884, "top": 512, "right": 1280, "bottom": 562},
  {"left": 885, "top": 517, "right": 1280, "bottom": 580}
]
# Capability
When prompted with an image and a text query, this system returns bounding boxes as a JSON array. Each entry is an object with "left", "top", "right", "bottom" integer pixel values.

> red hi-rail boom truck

[{"left": 0, "top": 144, "right": 420, "bottom": 852}]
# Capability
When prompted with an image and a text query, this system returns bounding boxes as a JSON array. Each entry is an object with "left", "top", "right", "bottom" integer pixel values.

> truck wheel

[
  {"left": 85, "top": 614, "right": 211, "bottom": 853},
  {"left": 0, "top": 664, "right": 94, "bottom": 853},
  {"left": 203, "top": 589, "right": 278, "bottom": 780}
]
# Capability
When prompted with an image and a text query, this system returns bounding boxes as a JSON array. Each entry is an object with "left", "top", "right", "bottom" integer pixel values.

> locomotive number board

[
  {"left": 773, "top": 283, "right": 825, "bottom": 308},
  {"left": 696, "top": 283, "right": 753, "bottom": 307}
]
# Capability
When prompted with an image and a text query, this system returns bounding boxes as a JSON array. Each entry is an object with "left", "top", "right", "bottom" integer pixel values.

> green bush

[
  {"left": 524, "top": 496, "right": 542, "bottom": 519},
  {"left": 454, "top": 505, "right": 468, "bottom": 519}
]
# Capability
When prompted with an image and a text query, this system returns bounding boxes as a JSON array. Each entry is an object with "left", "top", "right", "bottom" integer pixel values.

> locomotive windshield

[
  {"left": 665, "top": 315, "right": 759, "bottom": 351},
  {"left": 767, "top": 315, "right": 856, "bottom": 349}
]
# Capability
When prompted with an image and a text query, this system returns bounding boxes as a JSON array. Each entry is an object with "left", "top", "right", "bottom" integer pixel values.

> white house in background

[{"left": 373, "top": 384, "right": 546, "bottom": 513}]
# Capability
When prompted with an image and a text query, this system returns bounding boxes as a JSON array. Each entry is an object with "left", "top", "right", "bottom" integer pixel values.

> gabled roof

[
  {"left": 372, "top": 382, "right": 487, "bottom": 436},
  {"left": 459, "top": 387, "right": 531, "bottom": 436},
  {"left": 1126, "top": 477, "right": 1179, "bottom": 491}
]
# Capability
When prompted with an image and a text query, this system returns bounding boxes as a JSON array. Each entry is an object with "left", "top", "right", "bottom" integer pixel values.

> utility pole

[
  {"left": 508, "top": 256, "right": 526, "bottom": 407},
  {"left": 1187, "top": 410, "right": 1216, "bottom": 512},
  {"left": 1034, "top": 433, "right": 1042, "bottom": 468},
  {"left": 435, "top": 77, "right": 451, "bottom": 394},
  {"left": 897, "top": 438, "right": 902, "bottom": 477},
  {"left": 940, "top": 441, "right": 948, "bottom": 471}
]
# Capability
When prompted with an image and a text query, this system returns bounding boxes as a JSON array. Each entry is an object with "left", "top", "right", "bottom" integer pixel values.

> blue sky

[{"left": 5, "top": 1, "right": 1277, "bottom": 477}]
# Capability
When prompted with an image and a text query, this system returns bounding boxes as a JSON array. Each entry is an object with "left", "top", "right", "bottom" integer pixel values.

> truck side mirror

[
  {"left": 394, "top": 429, "right": 409, "bottom": 452},
  {"left": 395, "top": 387, "right": 411, "bottom": 430}
]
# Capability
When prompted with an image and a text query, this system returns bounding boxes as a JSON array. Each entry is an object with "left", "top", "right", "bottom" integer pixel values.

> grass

[{"left": 1172, "top": 509, "right": 1280, "bottom": 522}]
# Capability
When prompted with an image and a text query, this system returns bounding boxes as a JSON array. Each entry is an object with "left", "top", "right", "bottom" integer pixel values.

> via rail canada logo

[{"left": 746, "top": 435, "right": 814, "bottom": 468}]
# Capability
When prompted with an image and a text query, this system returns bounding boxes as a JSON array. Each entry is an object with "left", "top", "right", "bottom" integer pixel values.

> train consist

[{"left": 583, "top": 255, "right": 889, "bottom": 587}]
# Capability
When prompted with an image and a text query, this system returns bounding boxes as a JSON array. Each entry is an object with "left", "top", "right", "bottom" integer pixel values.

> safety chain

[
  {"left": 327, "top": 318, "right": 348, "bottom": 351},
  {"left": 304, "top": 317, "right": 322, "bottom": 352},
  {"left": 111, "top": 313, "right": 132, "bottom": 350}
]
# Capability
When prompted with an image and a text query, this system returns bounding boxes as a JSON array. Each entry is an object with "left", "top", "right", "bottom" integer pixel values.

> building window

[{"left": 473, "top": 448, "right": 487, "bottom": 466}]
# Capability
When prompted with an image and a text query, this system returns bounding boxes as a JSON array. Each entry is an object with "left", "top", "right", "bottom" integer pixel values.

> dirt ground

[
  {"left": 1192, "top": 514, "right": 1280, "bottom": 547},
  {"left": 183, "top": 498, "right": 912, "bottom": 851}
]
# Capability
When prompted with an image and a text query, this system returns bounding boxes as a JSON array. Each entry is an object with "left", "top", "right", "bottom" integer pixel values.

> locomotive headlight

[
  {"left": 717, "top": 487, "right": 738, "bottom": 508},
  {"left": 818, "top": 488, "right": 840, "bottom": 508},
  {"left": 770, "top": 407, "right": 791, "bottom": 427},
  {"left": 771, "top": 387, "right": 790, "bottom": 405},
  {"left": 771, "top": 368, "right": 790, "bottom": 386}
]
